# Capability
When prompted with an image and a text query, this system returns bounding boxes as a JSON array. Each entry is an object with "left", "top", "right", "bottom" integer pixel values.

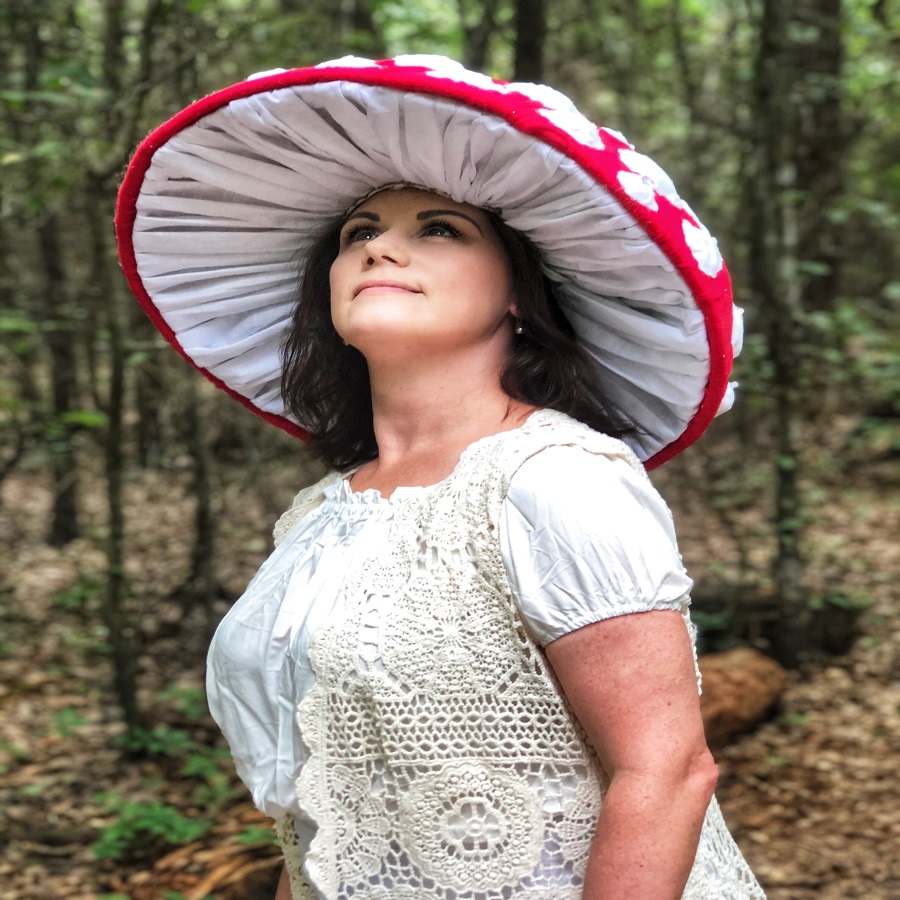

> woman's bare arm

[
  {"left": 275, "top": 865, "right": 291, "bottom": 899},
  {"left": 545, "top": 609, "right": 717, "bottom": 900}
]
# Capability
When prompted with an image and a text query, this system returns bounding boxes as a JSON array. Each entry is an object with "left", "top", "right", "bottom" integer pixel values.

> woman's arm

[
  {"left": 545, "top": 608, "right": 717, "bottom": 900},
  {"left": 276, "top": 865, "right": 292, "bottom": 899}
]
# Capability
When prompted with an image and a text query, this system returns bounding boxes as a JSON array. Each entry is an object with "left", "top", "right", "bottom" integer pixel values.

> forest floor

[{"left": 0, "top": 441, "right": 897, "bottom": 899}]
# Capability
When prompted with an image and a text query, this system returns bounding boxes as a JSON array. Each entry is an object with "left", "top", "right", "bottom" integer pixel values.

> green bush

[{"left": 92, "top": 795, "right": 210, "bottom": 861}]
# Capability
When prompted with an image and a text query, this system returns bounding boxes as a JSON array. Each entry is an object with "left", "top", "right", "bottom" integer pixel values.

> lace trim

[
  {"left": 273, "top": 473, "right": 343, "bottom": 547},
  {"left": 684, "top": 799, "right": 767, "bottom": 899},
  {"left": 275, "top": 814, "right": 318, "bottom": 899}
]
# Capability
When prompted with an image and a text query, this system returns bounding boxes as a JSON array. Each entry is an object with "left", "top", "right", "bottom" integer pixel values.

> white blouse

[{"left": 206, "top": 445, "right": 693, "bottom": 829}]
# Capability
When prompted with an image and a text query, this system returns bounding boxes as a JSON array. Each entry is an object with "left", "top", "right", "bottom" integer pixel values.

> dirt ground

[{"left": 0, "top": 447, "right": 897, "bottom": 899}]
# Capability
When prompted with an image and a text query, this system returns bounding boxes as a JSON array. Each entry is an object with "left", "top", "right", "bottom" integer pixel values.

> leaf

[
  {"left": 0, "top": 315, "right": 38, "bottom": 333},
  {"left": 60, "top": 410, "right": 109, "bottom": 429},
  {"left": 776, "top": 455, "right": 798, "bottom": 471},
  {"left": 0, "top": 89, "right": 79, "bottom": 107},
  {"left": 798, "top": 260, "right": 833, "bottom": 277},
  {"left": 234, "top": 824, "right": 277, "bottom": 845}
]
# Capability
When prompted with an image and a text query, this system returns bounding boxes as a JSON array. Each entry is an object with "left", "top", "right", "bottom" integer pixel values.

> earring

[{"left": 514, "top": 319, "right": 524, "bottom": 335}]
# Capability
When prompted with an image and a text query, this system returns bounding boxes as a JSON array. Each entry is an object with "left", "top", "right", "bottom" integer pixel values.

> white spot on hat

[
  {"left": 246, "top": 68, "right": 288, "bottom": 80},
  {"left": 683, "top": 219, "right": 724, "bottom": 276},
  {"left": 314, "top": 56, "right": 377, "bottom": 70},
  {"left": 715, "top": 381, "right": 738, "bottom": 416},
  {"left": 619, "top": 150, "right": 679, "bottom": 202},
  {"left": 617, "top": 170, "right": 658, "bottom": 210},
  {"left": 511, "top": 81, "right": 605, "bottom": 148},
  {"left": 399, "top": 55, "right": 501, "bottom": 92},
  {"left": 600, "top": 127, "right": 634, "bottom": 149}
]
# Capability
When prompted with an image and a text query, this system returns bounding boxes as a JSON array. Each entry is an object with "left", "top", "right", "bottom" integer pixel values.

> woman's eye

[
  {"left": 421, "top": 220, "right": 461, "bottom": 238},
  {"left": 342, "top": 224, "right": 379, "bottom": 244}
]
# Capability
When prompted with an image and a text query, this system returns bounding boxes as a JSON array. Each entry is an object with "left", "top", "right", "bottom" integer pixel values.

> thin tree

[
  {"left": 748, "top": 0, "right": 809, "bottom": 666},
  {"left": 513, "top": 0, "right": 546, "bottom": 81},
  {"left": 457, "top": 0, "right": 503, "bottom": 71},
  {"left": 793, "top": 0, "right": 844, "bottom": 313},
  {"left": 11, "top": 1, "right": 82, "bottom": 545}
]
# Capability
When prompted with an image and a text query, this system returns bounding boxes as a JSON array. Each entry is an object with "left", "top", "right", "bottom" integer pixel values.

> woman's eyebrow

[
  {"left": 417, "top": 209, "right": 484, "bottom": 235},
  {"left": 341, "top": 210, "right": 380, "bottom": 226}
]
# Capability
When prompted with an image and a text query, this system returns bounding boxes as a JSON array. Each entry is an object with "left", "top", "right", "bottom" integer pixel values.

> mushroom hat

[{"left": 116, "top": 54, "right": 741, "bottom": 468}]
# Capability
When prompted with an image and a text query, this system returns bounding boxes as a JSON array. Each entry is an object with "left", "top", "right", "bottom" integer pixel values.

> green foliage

[
  {"left": 191, "top": 770, "right": 238, "bottom": 808},
  {"left": 157, "top": 684, "right": 209, "bottom": 719},
  {"left": 377, "top": 0, "right": 462, "bottom": 58},
  {"left": 809, "top": 298, "right": 900, "bottom": 416},
  {"left": 60, "top": 410, "right": 109, "bottom": 429},
  {"left": 51, "top": 706, "right": 88, "bottom": 738},
  {"left": 0, "top": 315, "right": 38, "bottom": 333},
  {"left": 180, "top": 747, "right": 231, "bottom": 781},
  {"left": 162, "top": 893, "right": 213, "bottom": 900},
  {"left": 690, "top": 607, "right": 741, "bottom": 655},
  {"left": 91, "top": 794, "right": 210, "bottom": 860},
  {"left": 113, "top": 725, "right": 195, "bottom": 756},
  {"left": 808, "top": 592, "right": 873, "bottom": 612},
  {"left": 112, "top": 711, "right": 238, "bottom": 809},
  {"left": 18, "top": 779, "right": 53, "bottom": 798},
  {"left": 52, "top": 577, "right": 101, "bottom": 612},
  {"left": 780, "top": 712, "right": 809, "bottom": 728},
  {"left": 0, "top": 741, "right": 32, "bottom": 775},
  {"left": 234, "top": 823, "right": 278, "bottom": 846}
]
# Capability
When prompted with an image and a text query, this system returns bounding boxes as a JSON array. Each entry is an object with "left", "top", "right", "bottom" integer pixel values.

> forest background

[{"left": 1, "top": 0, "right": 898, "bottom": 898}]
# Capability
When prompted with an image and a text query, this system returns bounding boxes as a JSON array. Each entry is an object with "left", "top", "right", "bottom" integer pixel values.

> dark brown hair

[{"left": 281, "top": 213, "right": 636, "bottom": 470}]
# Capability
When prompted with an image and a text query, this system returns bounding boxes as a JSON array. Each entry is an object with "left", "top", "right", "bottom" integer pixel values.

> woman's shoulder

[
  {"left": 497, "top": 408, "right": 645, "bottom": 475},
  {"left": 272, "top": 470, "right": 344, "bottom": 547},
  {"left": 507, "top": 441, "right": 666, "bottom": 524},
  {"left": 500, "top": 441, "right": 690, "bottom": 647}
]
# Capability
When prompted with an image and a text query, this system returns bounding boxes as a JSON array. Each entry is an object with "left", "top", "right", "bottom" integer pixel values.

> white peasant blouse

[{"left": 206, "top": 444, "right": 693, "bottom": 839}]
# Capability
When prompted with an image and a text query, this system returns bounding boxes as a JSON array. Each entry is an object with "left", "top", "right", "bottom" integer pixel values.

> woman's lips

[{"left": 354, "top": 281, "right": 421, "bottom": 297}]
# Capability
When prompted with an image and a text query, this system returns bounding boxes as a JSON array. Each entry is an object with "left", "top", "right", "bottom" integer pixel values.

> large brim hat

[{"left": 116, "top": 54, "right": 741, "bottom": 468}]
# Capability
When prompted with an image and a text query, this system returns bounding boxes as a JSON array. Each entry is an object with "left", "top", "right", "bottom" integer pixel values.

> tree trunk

[
  {"left": 331, "top": 0, "right": 385, "bottom": 57},
  {"left": 17, "top": 2, "right": 81, "bottom": 545},
  {"left": 749, "top": 0, "right": 809, "bottom": 667},
  {"left": 36, "top": 208, "right": 81, "bottom": 548},
  {"left": 183, "top": 375, "right": 219, "bottom": 635},
  {"left": 513, "top": 0, "right": 546, "bottom": 82},
  {"left": 87, "top": 176, "right": 143, "bottom": 733},
  {"left": 793, "top": 0, "right": 844, "bottom": 312},
  {"left": 133, "top": 322, "right": 167, "bottom": 468},
  {"left": 458, "top": 0, "right": 502, "bottom": 71},
  {"left": 669, "top": 0, "right": 704, "bottom": 200}
]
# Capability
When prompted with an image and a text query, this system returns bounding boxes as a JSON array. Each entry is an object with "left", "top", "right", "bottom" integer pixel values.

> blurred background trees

[{"left": 1, "top": 0, "right": 897, "bottom": 724}]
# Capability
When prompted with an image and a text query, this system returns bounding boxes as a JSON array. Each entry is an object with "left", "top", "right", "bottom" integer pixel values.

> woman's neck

[{"left": 353, "top": 358, "right": 536, "bottom": 494}]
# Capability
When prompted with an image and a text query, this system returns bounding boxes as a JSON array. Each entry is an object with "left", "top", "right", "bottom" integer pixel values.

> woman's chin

[{"left": 341, "top": 313, "right": 435, "bottom": 341}]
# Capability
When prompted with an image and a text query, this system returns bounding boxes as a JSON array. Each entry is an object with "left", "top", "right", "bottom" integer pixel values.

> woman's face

[{"left": 329, "top": 188, "right": 516, "bottom": 360}]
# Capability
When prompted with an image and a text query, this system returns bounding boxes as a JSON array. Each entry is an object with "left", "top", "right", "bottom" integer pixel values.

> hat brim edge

[{"left": 115, "top": 61, "right": 734, "bottom": 468}]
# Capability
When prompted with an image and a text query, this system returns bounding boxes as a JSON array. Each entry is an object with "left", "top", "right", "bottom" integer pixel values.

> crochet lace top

[{"left": 207, "top": 410, "right": 765, "bottom": 898}]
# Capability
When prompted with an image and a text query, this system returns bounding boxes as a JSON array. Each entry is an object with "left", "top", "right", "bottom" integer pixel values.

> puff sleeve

[{"left": 500, "top": 444, "right": 693, "bottom": 646}]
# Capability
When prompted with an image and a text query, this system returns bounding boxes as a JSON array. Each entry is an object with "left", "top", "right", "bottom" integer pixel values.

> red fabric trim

[{"left": 116, "top": 59, "right": 734, "bottom": 461}]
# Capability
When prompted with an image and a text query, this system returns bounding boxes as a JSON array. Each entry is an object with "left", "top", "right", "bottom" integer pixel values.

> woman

[{"left": 117, "top": 56, "right": 764, "bottom": 899}]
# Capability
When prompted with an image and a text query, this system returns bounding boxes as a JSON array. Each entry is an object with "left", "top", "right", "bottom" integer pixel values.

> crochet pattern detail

[
  {"left": 275, "top": 814, "right": 317, "bottom": 899},
  {"left": 282, "top": 410, "right": 765, "bottom": 899}
]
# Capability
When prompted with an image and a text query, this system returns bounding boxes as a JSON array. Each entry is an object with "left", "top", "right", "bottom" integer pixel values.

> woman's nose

[{"left": 364, "top": 231, "right": 409, "bottom": 266}]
